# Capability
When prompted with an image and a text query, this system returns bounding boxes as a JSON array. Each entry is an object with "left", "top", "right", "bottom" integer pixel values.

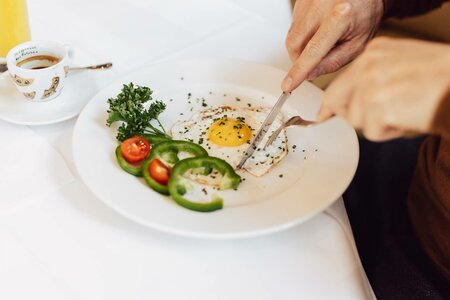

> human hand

[
  {"left": 282, "top": 0, "right": 384, "bottom": 92},
  {"left": 317, "top": 37, "right": 450, "bottom": 141}
]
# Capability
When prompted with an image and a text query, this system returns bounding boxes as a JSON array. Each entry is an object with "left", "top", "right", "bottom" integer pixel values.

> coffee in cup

[
  {"left": 6, "top": 40, "right": 73, "bottom": 101},
  {"left": 16, "top": 55, "right": 62, "bottom": 70}
]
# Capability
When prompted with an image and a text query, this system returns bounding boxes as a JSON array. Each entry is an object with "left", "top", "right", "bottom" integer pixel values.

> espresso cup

[{"left": 6, "top": 40, "right": 73, "bottom": 101}]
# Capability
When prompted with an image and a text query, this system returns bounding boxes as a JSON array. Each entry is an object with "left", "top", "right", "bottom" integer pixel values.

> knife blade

[{"left": 236, "top": 91, "right": 291, "bottom": 169}]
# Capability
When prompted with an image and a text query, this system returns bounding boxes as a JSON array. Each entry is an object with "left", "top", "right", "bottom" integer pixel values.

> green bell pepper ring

[
  {"left": 115, "top": 146, "right": 143, "bottom": 177},
  {"left": 142, "top": 158, "right": 170, "bottom": 195},
  {"left": 115, "top": 134, "right": 165, "bottom": 177},
  {"left": 168, "top": 157, "right": 241, "bottom": 212},
  {"left": 143, "top": 140, "right": 209, "bottom": 195},
  {"left": 149, "top": 140, "right": 208, "bottom": 164},
  {"left": 141, "top": 133, "right": 172, "bottom": 146}
]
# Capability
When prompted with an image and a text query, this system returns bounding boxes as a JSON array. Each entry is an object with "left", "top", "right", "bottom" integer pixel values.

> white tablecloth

[{"left": 0, "top": 0, "right": 373, "bottom": 299}]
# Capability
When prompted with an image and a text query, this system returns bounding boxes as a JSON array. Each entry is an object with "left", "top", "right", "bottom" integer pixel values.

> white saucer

[{"left": 0, "top": 64, "right": 114, "bottom": 126}]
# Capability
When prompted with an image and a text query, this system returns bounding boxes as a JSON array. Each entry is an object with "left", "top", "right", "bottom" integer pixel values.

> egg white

[{"left": 171, "top": 106, "right": 288, "bottom": 177}]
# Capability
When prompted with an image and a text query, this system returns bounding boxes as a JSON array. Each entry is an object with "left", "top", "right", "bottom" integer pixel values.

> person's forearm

[{"left": 383, "top": 0, "right": 449, "bottom": 18}]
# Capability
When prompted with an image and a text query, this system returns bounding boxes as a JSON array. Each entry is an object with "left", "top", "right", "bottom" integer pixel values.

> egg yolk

[{"left": 208, "top": 117, "right": 252, "bottom": 146}]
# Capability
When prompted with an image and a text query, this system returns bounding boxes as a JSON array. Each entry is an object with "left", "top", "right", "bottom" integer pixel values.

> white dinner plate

[{"left": 73, "top": 59, "right": 359, "bottom": 239}]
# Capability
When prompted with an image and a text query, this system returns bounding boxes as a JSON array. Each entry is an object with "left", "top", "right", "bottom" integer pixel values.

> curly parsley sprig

[{"left": 106, "top": 83, "right": 171, "bottom": 142}]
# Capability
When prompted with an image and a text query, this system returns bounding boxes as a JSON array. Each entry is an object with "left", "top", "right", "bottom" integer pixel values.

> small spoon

[
  {"left": 264, "top": 115, "right": 318, "bottom": 149},
  {"left": 69, "top": 62, "right": 113, "bottom": 71},
  {"left": 0, "top": 62, "right": 113, "bottom": 73}
]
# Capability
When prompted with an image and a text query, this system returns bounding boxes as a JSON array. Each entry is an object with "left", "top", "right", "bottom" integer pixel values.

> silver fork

[{"left": 264, "top": 115, "right": 317, "bottom": 149}]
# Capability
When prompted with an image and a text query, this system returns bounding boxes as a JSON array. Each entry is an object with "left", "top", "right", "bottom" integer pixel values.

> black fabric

[
  {"left": 343, "top": 136, "right": 450, "bottom": 299},
  {"left": 383, "top": 0, "right": 448, "bottom": 19}
]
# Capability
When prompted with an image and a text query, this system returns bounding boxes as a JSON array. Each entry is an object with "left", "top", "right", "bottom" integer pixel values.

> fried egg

[{"left": 171, "top": 106, "right": 288, "bottom": 177}]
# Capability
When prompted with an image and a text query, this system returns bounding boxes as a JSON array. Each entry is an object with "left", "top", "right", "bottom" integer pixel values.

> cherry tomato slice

[
  {"left": 120, "top": 136, "right": 151, "bottom": 163},
  {"left": 149, "top": 159, "right": 171, "bottom": 185}
]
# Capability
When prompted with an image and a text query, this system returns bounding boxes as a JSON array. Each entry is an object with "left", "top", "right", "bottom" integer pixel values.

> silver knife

[{"left": 236, "top": 92, "right": 291, "bottom": 169}]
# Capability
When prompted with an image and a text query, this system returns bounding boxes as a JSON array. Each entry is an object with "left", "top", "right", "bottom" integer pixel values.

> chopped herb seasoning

[
  {"left": 235, "top": 97, "right": 241, "bottom": 102},
  {"left": 292, "top": 145, "right": 297, "bottom": 149},
  {"left": 279, "top": 174, "right": 283, "bottom": 178},
  {"left": 247, "top": 103, "right": 252, "bottom": 107},
  {"left": 201, "top": 188, "right": 208, "bottom": 195},
  {"left": 198, "top": 138, "right": 204, "bottom": 144}
]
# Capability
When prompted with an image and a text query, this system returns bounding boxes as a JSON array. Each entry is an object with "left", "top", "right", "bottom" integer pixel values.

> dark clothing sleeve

[
  {"left": 408, "top": 90, "right": 450, "bottom": 282},
  {"left": 383, "top": 0, "right": 449, "bottom": 18},
  {"left": 432, "top": 91, "right": 450, "bottom": 140}
]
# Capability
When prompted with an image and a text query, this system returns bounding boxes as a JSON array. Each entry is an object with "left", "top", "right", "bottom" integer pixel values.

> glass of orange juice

[{"left": 0, "top": 0, "right": 31, "bottom": 61}]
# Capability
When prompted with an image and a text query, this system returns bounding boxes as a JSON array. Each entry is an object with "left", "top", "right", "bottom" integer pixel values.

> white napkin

[{"left": 0, "top": 120, "right": 73, "bottom": 213}]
